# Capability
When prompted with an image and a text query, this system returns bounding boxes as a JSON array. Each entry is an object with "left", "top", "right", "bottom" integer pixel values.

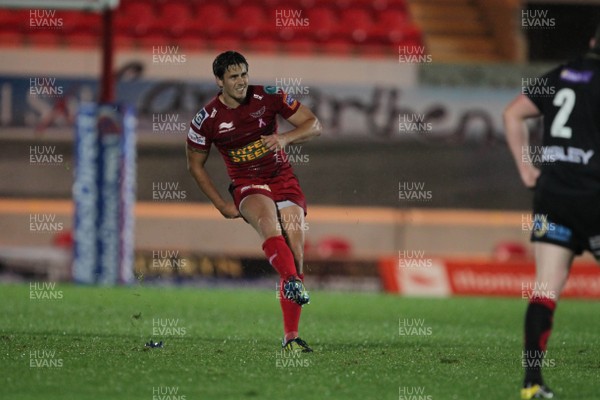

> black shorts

[{"left": 531, "top": 187, "right": 600, "bottom": 260}]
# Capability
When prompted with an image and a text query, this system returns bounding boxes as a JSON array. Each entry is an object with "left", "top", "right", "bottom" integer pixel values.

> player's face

[{"left": 217, "top": 64, "right": 249, "bottom": 106}]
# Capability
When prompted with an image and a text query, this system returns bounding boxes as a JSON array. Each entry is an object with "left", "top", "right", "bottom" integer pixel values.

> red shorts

[{"left": 229, "top": 171, "right": 307, "bottom": 215}]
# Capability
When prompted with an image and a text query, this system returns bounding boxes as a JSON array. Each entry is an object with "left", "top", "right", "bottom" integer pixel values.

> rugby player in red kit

[{"left": 186, "top": 51, "right": 322, "bottom": 352}]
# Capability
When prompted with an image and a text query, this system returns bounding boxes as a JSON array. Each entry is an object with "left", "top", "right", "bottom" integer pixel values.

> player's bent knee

[{"left": 256, "top": 216, "right": 279, "bottom": 236}]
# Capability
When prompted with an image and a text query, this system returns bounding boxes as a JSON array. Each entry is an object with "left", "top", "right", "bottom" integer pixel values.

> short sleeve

[
  {"left": 266, "top": 86, "right": 301, "bottom": 119},
  {"left": 187, "top": 108, "right": 212, "bottom": 151},
  {"left": 524, "top": 68, "right": 559, "bottom": 112}
]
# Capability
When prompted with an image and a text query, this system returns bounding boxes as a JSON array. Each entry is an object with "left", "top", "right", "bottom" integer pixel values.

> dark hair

[{"left": 212, "top": 51, "right": 249, "bottom": 79}]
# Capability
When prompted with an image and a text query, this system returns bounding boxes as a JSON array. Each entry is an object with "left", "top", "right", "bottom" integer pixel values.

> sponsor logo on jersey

[
  {"left": 210, "top": 107, "right": 217, "bottom": 118},
  {"left": 560, "top": 68, "right": 594, "bottom": 83},
  {"left": 227, "top": 138, "right": 270, "bottom": 163},
  {"left": 240, "top": 184, "right": 271, "bottom": 193},
  {"left": 250, "top": 106, "right": 266, "bottom": 118},
  {"left": 264, "top": 86, "right": 278, "bottom": 94},
  {"left": 218, "top": 121, "right": 236, "bottom": 133},
  {"left": 543, "top": 146, "right": 594, "bottom": 165},
  {"left": 187, "top": 129, "right": 206, "bottom": 146},
  {"left": 253, "top": 93, "right": 264, "bottom": 100},
  {"left": 192, "top": 108, "right": 208, "bottom": 129},
  {"left": 283, "top": 92, "right": 298, "bottom": 109}
]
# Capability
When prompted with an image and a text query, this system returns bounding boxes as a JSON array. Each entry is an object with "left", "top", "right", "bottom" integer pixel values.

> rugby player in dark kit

[{"left": 504, "top": 25, "right": 600, "bottom": 399}]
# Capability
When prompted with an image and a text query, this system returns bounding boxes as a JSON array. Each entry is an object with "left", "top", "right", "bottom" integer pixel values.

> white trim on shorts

[
  {"left": 276, "top": 200, "right": 299, "bottom": 210},
  {"left": 238, "top": 197, "right": 299, "bottom": 211}
]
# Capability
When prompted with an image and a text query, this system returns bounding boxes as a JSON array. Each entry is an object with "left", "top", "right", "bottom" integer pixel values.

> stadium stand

[
  {"left": 0, "top": 0, "right": 529, "bottom": 61},
  {"left": 408, "top": 0, "right": 523, "bottom": 62},
  {"left": 0, "top": 0, "right": 423, "bottom": 57}
]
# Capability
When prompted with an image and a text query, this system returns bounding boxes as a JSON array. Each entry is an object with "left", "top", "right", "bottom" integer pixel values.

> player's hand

[
  {"left": 519, "top": 165, "right": 541, "bottom": 189},
  {"left": 217, "top": 201, "right": 240, "bottom": 219},
  {"left": 261, "top": 133, "right": 289, "bottom": 152}
]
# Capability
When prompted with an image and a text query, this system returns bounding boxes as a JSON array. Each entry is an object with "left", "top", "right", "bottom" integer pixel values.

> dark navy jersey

[{"left": 526, "top": 50, "right": 600, "bottom": 195}]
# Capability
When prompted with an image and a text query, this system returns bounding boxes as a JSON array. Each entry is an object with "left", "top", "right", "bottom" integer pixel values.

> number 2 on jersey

[{"left": 550, "top": 88, "right": 575, "bottom": 139}]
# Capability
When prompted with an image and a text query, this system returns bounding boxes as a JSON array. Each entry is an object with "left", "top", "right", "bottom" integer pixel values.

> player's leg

[
  {"left": 521, "top": 242, "right": 574, "bottom": 399},
  {"left": 278, "top": 203, "right": 305, "bottom": 275},
  {"left": 238, "top": 193, "right": 308, "bottom": 306},
  {"left": 533, "top": 242, "right": 573, "bottom": 298},
  {"left": 276, "top": 203, "right": 311, "bottom": 350},
  {"left": 238, "top": 193, "right": 298, "bottom": 281},
  {"left": 239, "top": 194, "right": 311, "bottom": 352}
]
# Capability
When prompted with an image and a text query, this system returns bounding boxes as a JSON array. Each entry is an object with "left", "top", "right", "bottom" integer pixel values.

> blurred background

[{"left": 1, "top": 0, "right": 600, "bottom": 297}]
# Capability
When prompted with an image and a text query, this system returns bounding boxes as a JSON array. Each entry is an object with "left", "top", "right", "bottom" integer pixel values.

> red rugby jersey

[{"left": 187, "top": 85, "right": 301, "bottom": 182}]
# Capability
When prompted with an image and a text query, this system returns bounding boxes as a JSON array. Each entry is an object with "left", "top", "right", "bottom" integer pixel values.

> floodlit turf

[{"left": 1, "top": 283, "right": 599, "bottom": 400}]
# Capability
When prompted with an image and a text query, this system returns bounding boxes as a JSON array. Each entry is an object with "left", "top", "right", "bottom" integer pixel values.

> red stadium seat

[
  {"left": 368, "top": 9, "right": 409, "bottom": 45},
  {"left": 230, "top": 5, "right": 267, "bottom": 40},
  {"left": 175, "top": 34, "right": 209, "bottom": 52},
  {"left": 188, "top": 3, "right": 229, "bottom": 38},
  {"left": 53, "top": 231, "right": 73, "bottom": 249},
  {"left": 137, "top": 32, "right": 173, "bottom": 49},
  {"left": 276, "top": 0, "right": 319, "bottom": 9},
  {"left": 26, "top": 29, "right": 62, "bottom": 47},
  {"left": 305, "top": 7, "right": 337, "bottom": 42},
  {"left": 316, "top": 237, "right": 352, "bottom": 258},
  {"left": 340, "top": 0, "right": 407, "bottom": 12},
  {"left": 337, "top": 8, "right": 374, "bottom": 44},
  {"left": 114, "top": 30, "right": 137, "bottom": 49},
  {"left": 276, "top": 26, "right": 296, "bottom": 42},
  {"left": 59, "top": 10, "right": 99, "bottom": 47},
  {"left": 65, "top": 31, "right": 100, "bottom": 48},
  {"left": 0, "top": 30, "right": 25, "bottom": 47},
  {"left": 493, "top": 241, "right": 529, "bottom": 262},
  {"left": 358, "top": 43, "right": 394, "bottom": 58},
  {"left": 157, "top": 1, "right": 192, "bottom": 38},
  {"left": 115, "top": 1, "right": 157, "bottom": 37},
  {"left": 224, "top": 0, "right": 241, "bottom": 6},
  {"left": 0, "top": 9, "right": 26, "bottom": 31}
]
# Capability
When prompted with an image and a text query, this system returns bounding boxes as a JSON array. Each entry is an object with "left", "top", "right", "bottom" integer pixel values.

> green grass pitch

[{"left": 1, "top": 283, "right": 599, "bottom": 400}]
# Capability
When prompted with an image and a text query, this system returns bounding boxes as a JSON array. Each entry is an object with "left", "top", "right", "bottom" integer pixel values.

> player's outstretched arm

[
  {"left": 261, "top": 105, "right": 322, "bottom": 151},
  {"left": 186, "top": 145, "right": 240, "bottom": 219},
  {"left": 503, "top": 94, "right": 542, "bottom": 189}
]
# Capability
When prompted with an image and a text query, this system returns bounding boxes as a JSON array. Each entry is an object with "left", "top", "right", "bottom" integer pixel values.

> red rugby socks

[
  {"left": 262, "top": 235, "right": 298, "bottom": 280},
  {"left": 263, "top": 236, "right": 302, "bottom": 341}
]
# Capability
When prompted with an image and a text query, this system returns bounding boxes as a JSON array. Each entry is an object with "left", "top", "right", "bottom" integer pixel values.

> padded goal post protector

[
  {"left": 378, "top": 256, "right": 600, "bottom": 299},
  {"left": 73, "top": 102, "right": 136, "bottom": 284}
]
